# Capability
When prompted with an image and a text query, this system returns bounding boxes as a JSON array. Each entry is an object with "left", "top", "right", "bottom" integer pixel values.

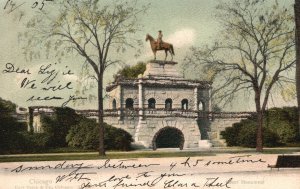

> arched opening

[
  {"left": 112, "top": 99, "right": 117, "bottom": 110},
  {"left": 198, "top": 101, "right": 205, "bottom": 111},
  {"left": 148, "top": 98, "right": 156, "bottom": 109},
  {"left": 165, "top": 98, "right": 172, "bottom": 110},
  {"left": 125, "top": 98, "right": 134, "bottom": 109},
  {"left": 152, "top": 127, "right": 184, "bottom": 150},
  {"left": 181, "top": 99, "right": 188, "bottom": 110}
]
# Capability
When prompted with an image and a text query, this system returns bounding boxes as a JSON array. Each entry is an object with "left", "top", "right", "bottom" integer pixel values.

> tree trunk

[
  {"left": 295, "top": 1, "right": 300, "bottom": 135},
  {"left": 256, "top": 110, "right": 263, "bottom": 152},
  {"left": 255, "top": 90, "right": 263, "bottom": 152},
  {"left": 98, "top": 72, "right": 105, "bottom": 156}
]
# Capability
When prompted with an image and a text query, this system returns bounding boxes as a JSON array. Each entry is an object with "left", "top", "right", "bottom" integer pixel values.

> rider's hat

[{"left": 158, "top": 30, "right": 162, "bottom": 32}]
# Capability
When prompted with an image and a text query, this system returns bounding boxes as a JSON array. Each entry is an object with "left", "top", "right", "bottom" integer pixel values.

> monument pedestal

[{"left": 143, "top": 60, "right": 184, "bottom": 79}]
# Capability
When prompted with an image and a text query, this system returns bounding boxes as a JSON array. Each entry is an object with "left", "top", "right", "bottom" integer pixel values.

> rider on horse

[
  {"left": 145, "top": 32, "right": 175, "bottom": 60},
  {"left": 157, "top": 30, "right": 163, "bottom": 49}
]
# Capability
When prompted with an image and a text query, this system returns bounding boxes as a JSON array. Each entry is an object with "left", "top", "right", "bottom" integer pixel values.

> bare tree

[
  {"left": 21, "top": 0, "right": 148, "bottom": 155},
  {"left": 185, "top": 0, "right": 295, "bottom": 152},
  {"left": 295, "top": 0, "right": 300, "bottom": 134}
]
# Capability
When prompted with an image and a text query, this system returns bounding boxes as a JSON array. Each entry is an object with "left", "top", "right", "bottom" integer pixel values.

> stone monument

[{"left": 105, "top": 60, "right": 213, "bottom": 149}]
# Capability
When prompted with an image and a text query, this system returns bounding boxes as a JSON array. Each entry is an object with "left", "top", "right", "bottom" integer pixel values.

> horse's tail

[{"left": 171, "top": 45, "right": 175, "bottom": 56}]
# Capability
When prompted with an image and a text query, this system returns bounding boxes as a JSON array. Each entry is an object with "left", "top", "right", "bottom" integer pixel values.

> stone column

[
  {"left": 138, "top": 76, "right": 144, "bottom": 120},
  {"left": 208, "top": 87, "right": 212, "bottom": 112},
  {"left": 194, "top": 87, "right": 198, "bottom": 111},
  {"left": 135, "top": 75, "right": 145, "bottom": 143},
  {"left": 118, "top": 85, "right": 123, "bottom": 120},
  {"left": 28, "top": 107, "right": 34, "bottom": 133}
]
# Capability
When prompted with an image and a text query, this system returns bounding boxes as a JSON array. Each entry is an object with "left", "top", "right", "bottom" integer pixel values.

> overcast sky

[{"left": 0, "top": 0, "right": 296, "bottom": 111}]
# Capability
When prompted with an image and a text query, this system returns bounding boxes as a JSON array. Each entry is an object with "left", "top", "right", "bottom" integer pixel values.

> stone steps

[{"left": 210, "top": 139, "right": 227, "bottom": 147}]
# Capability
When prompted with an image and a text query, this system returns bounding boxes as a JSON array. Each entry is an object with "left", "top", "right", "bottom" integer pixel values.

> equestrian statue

[{"left": 146, "top": 30, "right": 175, "bottom": 61}]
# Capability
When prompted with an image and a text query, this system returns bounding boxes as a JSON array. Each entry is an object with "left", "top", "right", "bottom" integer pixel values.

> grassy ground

[
  {"left": 1, "top": 147, "right": 300, "bottom": 163},
  {"left": 0, "top": 151, "right": 214, "bottom": 162}
]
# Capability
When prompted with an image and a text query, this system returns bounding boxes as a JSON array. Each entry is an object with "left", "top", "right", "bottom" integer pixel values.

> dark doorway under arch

[
  {"left": 152, "top": 127, "right": 184, "bottom": 150},
  {"left": 148, "top": 98, "right": 156, "bottom": 109},
  {"left": 165, "top": 98, "right": 172, "bottom": 110},
  {"left": 125, "top": 98, "right": 134, "bottom": 109},
  {"left": 181, "top": 99, "right": 188, "bottom": 110},
  {"left": 112, "top": 99, "right": 117, "bottom": 109}
]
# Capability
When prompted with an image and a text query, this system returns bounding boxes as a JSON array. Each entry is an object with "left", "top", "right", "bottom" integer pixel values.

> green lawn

[
  {"left": 0, "top": 151, "right": 215, "bottom": 162},
  {"left": 1, "top": 147, "right": 299, "bottom": 163}
]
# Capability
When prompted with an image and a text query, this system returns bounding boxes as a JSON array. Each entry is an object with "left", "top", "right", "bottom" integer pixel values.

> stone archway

[{"left": 152, "top": 126, "right": 184, "bottom": 150}]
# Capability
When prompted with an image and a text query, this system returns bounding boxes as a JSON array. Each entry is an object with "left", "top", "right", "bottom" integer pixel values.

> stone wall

[
  {"left": 108, "top": 85, "right": 210, "bottom": 111},
  {"left": 143, "top": 87, "right": 194, "bottom": 109},
  {"left": 107, "top": 86, "right": 121, "bottom": 109},
  {"left": 104, "top": 116, "right": 205, "bottom": 149},
  {"left": 208, "top": 118, "right": 243, "bottom": 147},
  {"left": 104, "top": 116, "right": 138, "bottom": 137},
  {"left": 28, "top": 110, "right": 242, "bottom": 148}
]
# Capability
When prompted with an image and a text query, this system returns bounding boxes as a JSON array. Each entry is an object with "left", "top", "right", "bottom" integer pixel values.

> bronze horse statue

[{"left": 145, "top": 34, "right": 175, "bottom": 61}]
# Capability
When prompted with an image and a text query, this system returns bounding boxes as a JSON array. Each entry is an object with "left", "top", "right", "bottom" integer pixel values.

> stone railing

[
  {"left": 11, "top": 113, "right": 28, "bottom": 122},
  {"left": 143, "top": 108, "right": 199, "bottom": 118},
  {"left": 14, "top": 108, "right": 255, "bottom": 122},
  {"left": 75, "top": 108, "right": 255, "bottom": 119}
]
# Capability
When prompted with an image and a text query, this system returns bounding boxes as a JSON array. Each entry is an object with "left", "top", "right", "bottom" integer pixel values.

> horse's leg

[
  {"left": 170, "top": 49, "right": 173, "bottom": 61},
  {"left": 165, "top": 50, "right": 168, "bottom": 61},
  {"left": 154, "top": 50, "right": 156, "bottom": 60}
]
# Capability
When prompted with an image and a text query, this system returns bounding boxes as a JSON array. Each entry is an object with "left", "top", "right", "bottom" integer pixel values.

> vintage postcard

[{"left": 1, "top": 0, "right": 300, "bottom": 189}]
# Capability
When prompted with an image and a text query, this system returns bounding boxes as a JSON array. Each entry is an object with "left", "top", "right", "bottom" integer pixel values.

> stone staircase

[{"left": 210, "top": 139, "right": 227, "bottom": 147}]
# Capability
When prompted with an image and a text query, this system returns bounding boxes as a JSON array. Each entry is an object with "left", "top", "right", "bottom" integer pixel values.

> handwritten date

[{"left": 3, "top": 0, "right": 53, "bottom": 14}]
